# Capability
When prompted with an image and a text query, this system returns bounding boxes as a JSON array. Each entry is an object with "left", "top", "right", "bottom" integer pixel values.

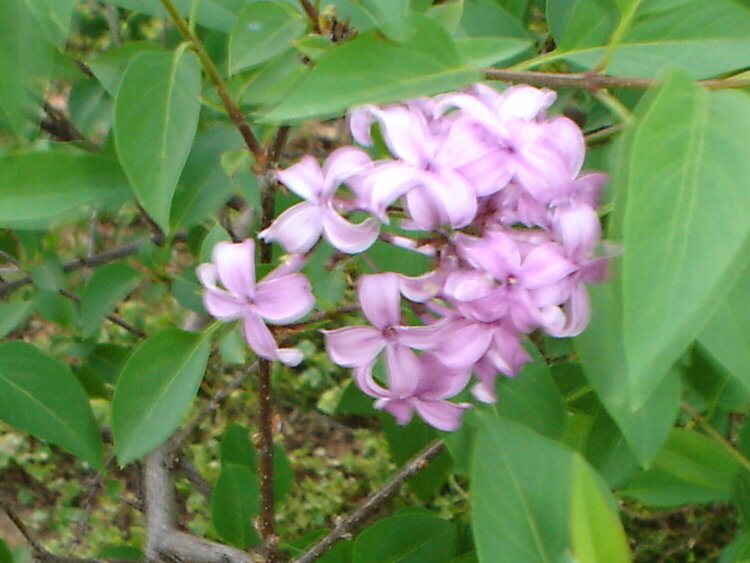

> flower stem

[{"left": 158, "top": 0, "right": 263, "bottom": 159}]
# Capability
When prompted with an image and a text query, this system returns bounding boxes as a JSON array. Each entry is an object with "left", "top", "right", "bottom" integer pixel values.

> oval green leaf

[
  {"left": 211, "top": 464, "right": 260, "bottom": 548},
  {"left": 619, "top": 71, "right": 750, "bottom": 406},
  {"left": 114, "top": 48, "right": 201, "bottom": 231},
  {"left": 352, "top": 513, "right": 457, "bottom": 563},
  {"left": 260, "top": 15, "right": 480, "bottom": 123},
  {"left": 471, "top": 414, "right": 625, "bottom": 562},
  {"left": 0, "top": 152, "right": 130, "bottom": 229},
  {"left": 0, "top": 341, "right": 103, "bottom": 468},
  {"left": 112, "top": 327, "right": 211, "bottom": 465},
  {"left": 229, "top": 1, "right": 307, "bottom": 74}
]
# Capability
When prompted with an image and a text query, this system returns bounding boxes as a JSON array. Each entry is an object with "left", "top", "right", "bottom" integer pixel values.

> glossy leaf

[
  {"left": 684, "top": 345, "right": 750, "bottom": 414},
  {"left": 0, "top": 152, "right": 130, "bottom": 229},
  {"left": 112, "top": 328, "right": 212, "bottom": 465},
  {"left": 211, "top": 464, "right": 260, "bottom": 548},
  {"left": 114, "top": 49, "right": 202, "bottom": 230},
  {"left": 80, "top": 263, "right": 141, "bottom": 337},
  {"left": 619, "top": 72, "right": 750, "bottom": 406},
  {"left": 620, "top": 428, "right": 743, "bottom": 507},
  {"left": 0, "top": 341, "right": 103, "bottom": 468},
  {"left": 569, "top": 455, "right": 631, "bottom": 563},
  {"left": 584, "top": 408, "right": 640, "bottom": 488},
  {"left": 471, "top": 415, "right": 622, "bottom": 562},
  {"left": 261, "top": 15, "right": 480, "bottom": 122},
  {"left": 576, "top": 283, "right": 681, "bottom": 465},
  {"left": 454, "top": 37, "right": 531, "bottom": 67},
  {"left": 352, "top": 513, "right": 457, "bottom": 563},
  {"left": 229, "top": 1, "right": 307, "bottom": 74}
]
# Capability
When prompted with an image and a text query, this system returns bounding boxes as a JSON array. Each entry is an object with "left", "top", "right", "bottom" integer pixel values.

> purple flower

[
  {"left": 259, "top": 147, "right": 379, "bottom": 254},
  {"left": 355, "top": 352, "right": 471, "bottom": 431},
  {"left": 349, "top": 103, "right": 479, "bottom": 230},
  {"left": 197, "top": 240, "right": 314, "bottom": 366}
]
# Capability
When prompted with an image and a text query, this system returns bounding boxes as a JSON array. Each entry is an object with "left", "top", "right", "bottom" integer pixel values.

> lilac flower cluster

[{"left": 199, "top": 83, "right": 607, "bottom": 432}]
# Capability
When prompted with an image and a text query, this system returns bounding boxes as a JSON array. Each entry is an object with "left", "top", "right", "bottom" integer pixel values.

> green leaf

[
  {"left": 555, "top": 0, "right": 750, "bottom": 77},
  {"left": 569, "top": 455, "right": 631, "bottom": 563},
  {"left": 619, "top": 71, "right": 750, "bottom": 406},
  {"left": 114, "top": 48, "right": 202, "bottom": 231},
  {"left": 576, "top": 283, "right": 681, "bottom": 465},
  {"left": 229, "top": 1, "right": 307, "bottom": 74},
  {"left": 80, "top": 263, "right": 141, "bottom": 337},
  {"left": 211, "top": 464, "right": 260, "bottom": 548},
  {"left": 105, "top": 0, "right": 240, "bottom": 32},
  {"left": 0, "top": 341, "right": 103, "bottom": 468},
  {"left": 454, "top": 37, "right": 531, "bottom": 67},
  {"left": 0, "top": 152, "right": 130, "bottom": 229},
  {"left": 0, "top": 538, "right": 11, "bottom": 563},
  {"left": 22, "top": 0, "right": 74, "bottom": 45},
  {"left": 220, "top": 423, "right": 257, "bottom": 469},
  {"left": 699, "top": 266, "right": 750, "bottom": 399},
  {"left": 584, "top": 408, "right": 640, "bottom": 488},
  {"left": 684, "top": 344, "right": 750, "bottom": 414},
  {"left": 170, "top": 124, "right": 249, "bottom": 231},
  {"left": 76, "top": 343, "right": 130, "bottom": 398},
  {"left": 382, "top": 416, "right": 451, "bottom": 501},
  {"left": 549, "top": 0, "right": 618, "bottom": 50},
  {"left": 490, "top": 358, "right": 567, "bottom": 440},
  {"left": 0, "top": 0, "right": 56, "bottom": 137},
  {"left": 457, "top": 0, "right": 529, "bottom": 39},
  {"left": 352, "top": 513, "right": 457, "bottom": 563},
  {"left": 471, "top": 415, "right": 622, "bottom": 562},
  {"left": 733, "top": 470, "right": 750, "bottom": 530},
  {"left": 112, "top": 327, "right": 211, "bottom": 465},
  {"left": 0, "top": 302, "right": 32, "bottom": 339},
  {"left": 89, "top": 41, "right": 167, "bottom": 96},
  {"left": 620, "top": 428, "right": 743, "bottom": 507},
  {"left": 261, "top": 15, "right": 480, "bottom": 123},
  {"left": 34, "top": 290, "right": 78, "bottom": 327},
  {"left": 239, "top": 49, "right": 310, "bottom": 108}
]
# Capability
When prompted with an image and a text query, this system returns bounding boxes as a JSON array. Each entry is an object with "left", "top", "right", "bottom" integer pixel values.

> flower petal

[
  {"left": 433, "top": 319, "right": 493, "bottom": 368},
  {"left": 321, "top": 146, "right": 372, "bottom": 195},
  {"left": 277, "top": 155, "right": 324, "bottom": 200},
  {"left": 212, "top": 240, "right": 256, "bottom": 299},
  {"left": 258, "top": 201, "right": 323, "bottom": 254},
  {"left": 521, "top": 243, "right": 576, "bottom": 289},
  {"left": 377, "top": 399, "right": 414, "bottom": 425},
  {"left": 358, "top": 273, "right": 401, "bottom": 329},
  {"left": 384, "top": 344, "right": 421, "bottom": 396},
  {"left": 413, "top": 399, "right": 470, "bottom": 432},
  {"left": 242, "top": 313, "right": 280, "bottom": 361},
  {"left": 321, "top": 209, "right": 379, "bottom": 254},
  {"left": 255, "top": 273, "right": 314, "bottom": 324},
  {"left": 277, "top": 347, "right": 305, "bottom": 366},
  {"left": 323, "top": 326, "right": 384, "bottom": 367}
]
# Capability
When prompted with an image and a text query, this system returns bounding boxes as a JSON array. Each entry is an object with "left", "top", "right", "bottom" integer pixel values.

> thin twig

[
  {"left": 298, "top": 0, "right": 322, "bottom": 34},
  {"left": 59, "top": 288, "right": 147, "bottom": 338},
  {"left": 681, "top": 401, "right": 750, "bottom": 474},
  {"left": 0, "top": 233, "right": 183, "bottom": 298},
  {"left": 294, "top": 439, "right": 445, "bottom": 563},
  {"left": 159, "top": 0, "right": 263, "bottom": 159},
  {"left": 267, "top": 125, "right": 291, "bottom": 164},
  {"left": 1, "top": 499, "right": 49, "bottom": 557},
  {"left": 482, "top": 68, "right": 750, "bottom": 91}
]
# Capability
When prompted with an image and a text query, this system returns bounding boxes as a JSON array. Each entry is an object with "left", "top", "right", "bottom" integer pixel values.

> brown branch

[
  {"left": 267, "top": 125, "right": 291, "bottom": 164},
  {"left": 40, "top": 102, "right": 88, "bottom": 144},
  {"left": 0, "top": 233, "right": 184, "bottom": 298},
  {"left": 298, "top": 0, "right": 322, "bottom": 34},
  {"left": 159, "top": 0, "right": 263, "bottom": 159},
  {"left": 144, "top": 437, "right": 258, "bottom": 562},
  {"left": 482, "top": 67, "right": 750, "bottom": 91},
  {"left": 294, "top": 439, "right": 445, "bottom": 563}
]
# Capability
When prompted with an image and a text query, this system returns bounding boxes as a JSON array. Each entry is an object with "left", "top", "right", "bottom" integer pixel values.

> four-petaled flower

[{"left": 197, "top": 240, "right": 314, "bottom": 366}]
